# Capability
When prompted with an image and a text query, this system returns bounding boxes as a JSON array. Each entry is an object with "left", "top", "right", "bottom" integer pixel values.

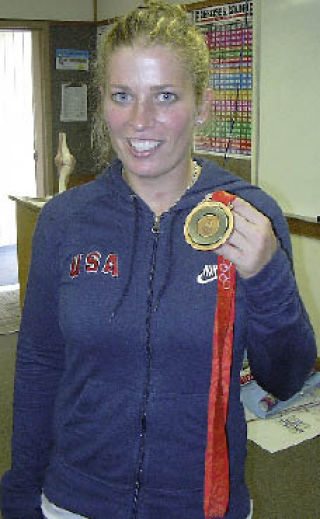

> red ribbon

[{"left": 204, "top": 191, "right": 236, "bottom": 519}]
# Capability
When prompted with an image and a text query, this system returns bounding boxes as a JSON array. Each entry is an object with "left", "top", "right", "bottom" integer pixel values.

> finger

[
  {"left": 215, "top": 240, "right": 244, "bottom": 266},
  {"left": 231, "top": 200, "right": 275, "bottom": 248},
  {"left": 231, "top": 211, "right": 256, "bottom": 241},
  {"left": 232, "top": 197, "right": 267, "bottom": 225},
  {"left": 226, "top": 224, "right": 247, "bottom": 251}
]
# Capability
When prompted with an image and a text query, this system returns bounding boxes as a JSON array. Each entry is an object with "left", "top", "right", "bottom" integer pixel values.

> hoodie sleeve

[
  {"left": 0, "top": 205, "right": 65, "bottom": 519},
  {"left": 241, "top": 202, "right": 317, "bottom": 400}
]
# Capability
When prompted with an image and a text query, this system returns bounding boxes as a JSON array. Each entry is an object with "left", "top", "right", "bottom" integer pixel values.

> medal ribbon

[{"left": 204, "top": 191, "right": 236, "bottom": 519}]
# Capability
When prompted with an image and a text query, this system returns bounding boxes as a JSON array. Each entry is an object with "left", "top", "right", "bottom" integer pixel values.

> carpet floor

[
  {"left": 0, "top": 332, "right": 17, "bottom": 519},
  {"left": 0, "top": 287, "right": 21, "bottom": 335}
]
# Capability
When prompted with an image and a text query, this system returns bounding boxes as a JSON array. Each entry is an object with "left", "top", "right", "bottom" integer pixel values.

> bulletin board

[
  {"left": 50, "top": 23, "right": 97, "bottom": 178},
  {"left": 192, "top": 1, "right": 253, "bottom": 159},
  {"left": 252, "top": 0, "right": 320, "bottom": 221}
]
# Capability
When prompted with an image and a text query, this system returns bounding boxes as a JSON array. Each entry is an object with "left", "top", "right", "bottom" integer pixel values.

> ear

[{"left": 195, "top": 88, "right": 213, "bottom": 126}]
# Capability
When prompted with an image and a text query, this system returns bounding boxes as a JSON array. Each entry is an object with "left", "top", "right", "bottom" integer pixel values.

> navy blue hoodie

[{"left": 1, "top": 158, "right": 316, "bottom": 519}]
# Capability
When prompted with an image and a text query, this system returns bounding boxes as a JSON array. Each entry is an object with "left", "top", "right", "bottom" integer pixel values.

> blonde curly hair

[{"left": 92, "top": 0, "right": 210, "bottom": 169}]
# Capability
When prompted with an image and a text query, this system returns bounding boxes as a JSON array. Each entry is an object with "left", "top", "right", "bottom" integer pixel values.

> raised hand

[{"left": 216, "top": 197, "right": 278, "bottom": 279}]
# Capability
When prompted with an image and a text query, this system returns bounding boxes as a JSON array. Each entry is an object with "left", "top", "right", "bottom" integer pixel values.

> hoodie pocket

[
  {"left": 57, "top": 379, "right": 141, "bottom": 488},
  {"left": 144, "top": 391, "right": 208, "bottom": 491}
]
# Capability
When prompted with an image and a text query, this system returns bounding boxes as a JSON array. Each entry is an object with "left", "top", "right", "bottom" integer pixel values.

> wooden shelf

[{"left": 286, "top": 216, "right": 320, "bottom": 240}]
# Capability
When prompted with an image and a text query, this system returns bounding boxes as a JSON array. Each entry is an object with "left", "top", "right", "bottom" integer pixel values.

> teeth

[{"left": 129, "top": 140, "right": 160, "bottom": 152}]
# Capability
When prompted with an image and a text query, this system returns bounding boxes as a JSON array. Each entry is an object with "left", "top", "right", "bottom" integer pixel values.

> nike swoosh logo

[{"left": 197, "top": 274, "right": 217, "bottom": 284}]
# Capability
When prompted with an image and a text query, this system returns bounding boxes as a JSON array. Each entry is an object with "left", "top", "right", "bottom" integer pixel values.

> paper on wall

[{"left": 60, "top": 83, "right": 87, "bottom": 122}]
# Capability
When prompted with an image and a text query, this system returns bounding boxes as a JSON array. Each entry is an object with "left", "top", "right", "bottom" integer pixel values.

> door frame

[{"left": 0, "top": 21, "right": 54, "bottom": 196}]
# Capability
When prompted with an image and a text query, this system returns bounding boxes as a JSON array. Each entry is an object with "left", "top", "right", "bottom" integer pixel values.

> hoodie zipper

[
  {"left": 131, "top": 213, "right": 161, "bottom": 518},
  {"left": 152, "top": 214, "right": 161, "bottom": 234}
]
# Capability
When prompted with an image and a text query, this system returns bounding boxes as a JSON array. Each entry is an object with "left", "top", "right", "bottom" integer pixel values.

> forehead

[{"left": 106, "top": 44, "right": 192, "bottom": 87}]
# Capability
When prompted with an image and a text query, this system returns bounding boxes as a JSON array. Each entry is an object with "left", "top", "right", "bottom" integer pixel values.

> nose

[{"left": 129, "top": 98, "right": 155, "bottom": 130}]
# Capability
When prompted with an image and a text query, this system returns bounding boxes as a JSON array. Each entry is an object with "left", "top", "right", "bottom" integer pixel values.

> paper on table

[{"left": 246, "top": 384, "right": 320, "bottom": 453}]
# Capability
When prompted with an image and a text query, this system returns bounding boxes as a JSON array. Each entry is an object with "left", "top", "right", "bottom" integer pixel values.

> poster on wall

[{"left": 193, "top": 1, "right": 253, "bottom": 157}]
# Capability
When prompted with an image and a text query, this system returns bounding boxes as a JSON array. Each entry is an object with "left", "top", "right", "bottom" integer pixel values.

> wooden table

[{"left": 9, "top": 196, "right": 46, "bottom": 306}]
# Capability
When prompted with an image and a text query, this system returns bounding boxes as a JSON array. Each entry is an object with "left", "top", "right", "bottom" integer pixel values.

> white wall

[
  {"left": 97, "top": 0, "right": 138, "bottom": 20},
  {"left": 0, "top": 0, "right": 94, "bottom": 21},
  {"left": 0, "top": 0, "right": 196, "bottom": 22},
  {"left": 253, "top": 0, "right": 320, "bottom": 353},
  {"left": 97, "top": 0, "right": 196, "bottom": 21},
  {"left": 253, "top": 0, "right": 320, "bottom": 220}
]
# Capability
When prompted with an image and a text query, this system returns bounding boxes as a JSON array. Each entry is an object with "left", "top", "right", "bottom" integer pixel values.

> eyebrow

[
  {"left": 150, "top": 84, "right": 178, "bottom": 91},
  {"left": 109, "top": 84, "right": 129, "bottom": 89},
  {"left": 109, "top": 84, "right": 179, "bottom": 91}
]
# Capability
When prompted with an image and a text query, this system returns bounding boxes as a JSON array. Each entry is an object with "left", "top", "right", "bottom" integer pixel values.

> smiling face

[{"left": 103, "top": 44, "right": 202, "bottom": 186}]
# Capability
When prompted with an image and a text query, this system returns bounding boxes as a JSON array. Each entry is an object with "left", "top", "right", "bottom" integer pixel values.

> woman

[{"left": 0, "top": 2, "right": 316, "bottom": 519}]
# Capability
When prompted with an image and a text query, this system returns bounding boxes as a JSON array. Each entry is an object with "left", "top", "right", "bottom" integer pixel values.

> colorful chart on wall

[{"left": 193, "top": 1, "right": 253, "bottom": 158}]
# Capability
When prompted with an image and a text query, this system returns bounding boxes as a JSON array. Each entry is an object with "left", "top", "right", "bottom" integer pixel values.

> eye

[
  {"left": 157, "top": 92, "right": 177, "bottom": 103},
  {"left": 111, "top": 92, "right": 132, "bottom": 103}
]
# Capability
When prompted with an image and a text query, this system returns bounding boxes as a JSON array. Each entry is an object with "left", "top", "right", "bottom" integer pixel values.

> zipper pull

[{"left": 152, "top": 214, "right": 161, "bottom": 234}]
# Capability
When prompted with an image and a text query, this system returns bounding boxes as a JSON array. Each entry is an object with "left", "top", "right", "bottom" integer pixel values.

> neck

[{"left": 122, "top": 160, "right": 195, "bottom": 216}]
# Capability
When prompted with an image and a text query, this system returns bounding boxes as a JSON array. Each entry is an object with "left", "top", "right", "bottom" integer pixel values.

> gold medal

[{"left": 184, "top": 199, "right": 234, "bottom": 251}]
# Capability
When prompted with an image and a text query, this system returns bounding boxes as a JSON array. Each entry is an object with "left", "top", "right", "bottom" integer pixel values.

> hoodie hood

[{"left": 97, "top": 156, "right": 261, "bottom": 218}]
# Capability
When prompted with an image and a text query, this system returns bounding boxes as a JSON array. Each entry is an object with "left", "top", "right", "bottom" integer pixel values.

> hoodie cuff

[{"left": 0, "top": 471, "right": 43, "bottom": 519}]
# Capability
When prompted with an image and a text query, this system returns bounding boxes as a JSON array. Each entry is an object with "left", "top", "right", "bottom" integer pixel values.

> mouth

[{"left": 127, "top": 138, "right": 162, "bottom": 154}]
